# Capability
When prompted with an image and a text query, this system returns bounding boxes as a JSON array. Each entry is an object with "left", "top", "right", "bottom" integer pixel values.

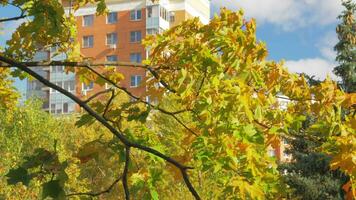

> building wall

[
  {"left": 75, "top": 8, "right": 147, "bottom": 99},
  {"left": 58, "top": 0, "right": 211, "bottom": 107}
]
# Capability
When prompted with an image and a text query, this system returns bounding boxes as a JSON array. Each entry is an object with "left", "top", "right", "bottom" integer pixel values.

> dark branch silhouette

[
  {"left": 123, "top": 146, "right": 131, "bottom": 200},
  {"left": 66, "top": 176, "right": 122, "bottom": 197}
]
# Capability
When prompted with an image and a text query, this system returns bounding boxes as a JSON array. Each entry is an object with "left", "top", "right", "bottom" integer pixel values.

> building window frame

[
  {"left": 130, "top": 31, "right": 142, "bottom": 43},
  {"left": 106, "top": 55, "right": 118, "bottom": 62},
  {"left": 130, "top": 75, "right": 142, "bottom": 88},
  {"left": 83, "top": 35, "right": 94, "bottom": 48},
  {"left": 106, "top": 32, "right": 118, "bottom": 46},
  {"left": 130, "top": 9, "right": 142, "bottom": 21},
  {"left": 130, "top": 53, "right": 142, "bottom": 63},
  {"left": 83, "top": 15, "right": 94, "bottom": 27},
  {"left": 107, "top": 12, "right": 117, "bottom": 24},
  {"left": 82, "top": 82, "right": 94, "bottom": 91}
]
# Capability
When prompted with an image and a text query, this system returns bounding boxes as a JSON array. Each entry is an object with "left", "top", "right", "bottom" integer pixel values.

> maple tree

[{"left": 0, "top": 1, "right": 355, "bottom": 199}]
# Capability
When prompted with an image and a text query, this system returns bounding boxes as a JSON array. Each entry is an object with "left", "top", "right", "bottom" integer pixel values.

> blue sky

[{"left": 1, "top": 0, "right": 344, "bottom": 96}]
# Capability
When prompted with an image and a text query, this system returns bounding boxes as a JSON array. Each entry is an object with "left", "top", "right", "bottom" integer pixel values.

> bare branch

[
  {"left": 0, "top": 54, "right": 201, "bottom": 200},
  {"left": 0, "top": 61, "right": 147, "bottom": 68},
  {"left": 66, "top": 176, "right": 122, "bottom": 197},
  {"left": 0, "top": 14, "right": 27, "bottom": 23},
  {"left": 85, "top": 65, "right": 198, "bottom": 136},
  {"left": 0, "top": 61, "right": 177, "bottom": 94},
  {"left": 0, "top": 2, "right": 27, "bottom": 23},
  {"left": 103, "top": 89, "right": 116, "bottom": 118},
  {"left": 146, "top": 66, "right": 177, "bottom": 93},
  {"left": 123, "top": 146, "right": 130, "bottom": 200}
]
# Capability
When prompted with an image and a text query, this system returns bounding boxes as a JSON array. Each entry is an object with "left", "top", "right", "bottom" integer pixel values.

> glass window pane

[
  {"left": 130, "top": 31, "right": 135, "bottom": 42},
  {"left": 130, "top": 10, "right": 135, "bottom": 20},
  {"left": 107, "top": 12, "right": 117, "bottom": 23},
  {"left": 107, "top": 55, "right": 118, "bottom": 62},
  {"left": 69, "top": 81, "right": 75, "bottom": 91},
  {"left": 83, "top": 15, "right": 93, "bottom": 26},
  {"left": 63, "top": 103, "right": 68, "bottom": 113},
  {"left": 137, "top": 76, "right": 142, "bottom": 85},
  {"left": 130, "top": 76, "right": 136, "bottom": 87},
  {"left": 64, "top": 81, "right": 69, "bottom": 91},
  {"left": 137, "top": 10, "right": 142, "bottom": 19}
]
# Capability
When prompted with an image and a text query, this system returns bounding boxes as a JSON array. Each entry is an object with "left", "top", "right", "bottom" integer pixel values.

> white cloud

[
  {"left": 317, "top": 31, "right": 338, "bottom": 61},
  {"left": 285, "top": 58, "right": 338, "bottom": 80},
  {"left": 211, "top": 0, "right": 343, "bottom": 30}
]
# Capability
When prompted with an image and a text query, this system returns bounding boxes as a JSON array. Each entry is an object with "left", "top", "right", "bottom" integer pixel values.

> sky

[{"left": 0, "top": 0, "right": 345, "bottom": 96}]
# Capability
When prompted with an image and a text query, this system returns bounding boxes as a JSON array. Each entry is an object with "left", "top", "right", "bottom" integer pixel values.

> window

[
  {"left": 106, "top": 55, "right": 118, "bottom": 62},
  {"left": 51, "top": 66, "right": 64, "bottom": 73},
  {"left": 106, "top": 33, "right": 118, "bottom": 45},
  {"left": 130, "top": 75, "right": 142, "bottom": 87},
  {"left": 169, "top": 12, "right": 175, "bottom": 22},
  {"left": 51, "top": 104, "right": 56, "bottom": 114},
  {"left": 107, "top": 12, "right": 117, "bottom": 24},
  {"left": 83, "top": 15, "right": 94, "bottom": 26},
  {"left": 82, "top": 82, "right": 94, "bottom": 91},
  {"left": 160, "top": 6, "right": 168, "bottom": 21},
  {"left": 147, "top": 28, "right": 158, "bottom": 35},
  {"left": 83, "top": 35, "right": 94, "bottom": 48},
  {"left": 63, "top": 103, "right": 68, "bottom": 113},
  {"left": 147, "top": 7, "right": 153, "bottom": 18},
  {"left": 63, "top": 81, "right": 69, "bottom": 91},
  {"left": 130, "top": 9, "right": 142, "bottom": 20},
  {"left": 130, "top": 31, "right": 142, "bottom": 43},
  {"left": 69, "top": 80, "right": 75, "bottom": 91},
  {"left": 62, "top": 80, "right": 75, "bottom": 92},
  {"left": 55, "top": 103, "right": 62, "bottom": 114},
  {"left": 130, "top": 53, "right": 142, "bottom": 63}
]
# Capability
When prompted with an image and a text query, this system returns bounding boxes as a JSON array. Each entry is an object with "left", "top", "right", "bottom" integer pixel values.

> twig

[
  {"left": 123, "top": 146, "right": 130, "bottom": 200},
  {"left": 0, "top": 2, "right": 27, "bottom": 23},
  {"left": 85, "top": 65, "right": 198, "bottom": 136},
  {"left": 66, "top": 176, "right": 122, "bottom": 197}
]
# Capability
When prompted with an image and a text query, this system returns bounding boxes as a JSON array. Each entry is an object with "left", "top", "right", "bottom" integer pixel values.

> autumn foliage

[{"left": 0, "top": 1, "right": 355, "bottom": 199}]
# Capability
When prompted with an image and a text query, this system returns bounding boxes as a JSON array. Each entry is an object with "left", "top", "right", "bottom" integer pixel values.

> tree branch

[
  {"left": 0, "top": 54, "right": 200, "bottom": 200},
  {"left": 0, "top": 2, "right": 27, "bottom": 23},
  {"left": 123, "top": 146, "right": 130, "bottom": 200},
  {"left": 0, "top": 14, "right": 27, "bottom": 23},
  {"left": 0, "top": 61, "right": 177, "bottom": 94},
  {"left": 66, "top": 176, "right": 122, "bottom": 197},
  {"left": 85, "top": 65, "right": 198, "bottom": 136}
]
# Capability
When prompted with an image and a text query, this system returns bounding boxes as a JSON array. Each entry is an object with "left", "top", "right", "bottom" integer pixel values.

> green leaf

[
  {"left": 150, "top": 188, "right": 159, "bottom": 200},
  {"left": 127, "top": 108, "right": 151, "bottom": 123},
  {"left": 96, "top": 0, "right": 108, "bottom": 14},
  {"left": 23, "top": 148, "right": 53, "bottom": 168},
  {"left": 6, "top": 167, "right": 31, "bottom": 186},
  {"left": 75, "top": 114, "right": 95, "bottom": 127},
  {"left": 76, "top": 140, "right": 104, "bottom": 163},
  {"left": 42, "top": 180, "right": 65, "bottom": 200},
  {"left": 243, "top": 124, "right": 257, "bottom": 137},
  {"left": 254, "top": 106, "right": 262, "bottom": 122}
]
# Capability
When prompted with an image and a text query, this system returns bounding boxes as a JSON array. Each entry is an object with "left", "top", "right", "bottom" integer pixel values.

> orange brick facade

[{"left": 75, "top": 9, "right": 147, "bottom": 100}]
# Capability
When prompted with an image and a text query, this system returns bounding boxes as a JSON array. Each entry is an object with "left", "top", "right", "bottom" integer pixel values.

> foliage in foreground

[{"left": 0, "top": 1, "right": 355, "bottom": 199}]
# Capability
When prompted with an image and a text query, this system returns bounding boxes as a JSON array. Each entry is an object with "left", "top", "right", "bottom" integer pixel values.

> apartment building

[{"left": 27, "top": 0, "right": 210, "bottom": 114}]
